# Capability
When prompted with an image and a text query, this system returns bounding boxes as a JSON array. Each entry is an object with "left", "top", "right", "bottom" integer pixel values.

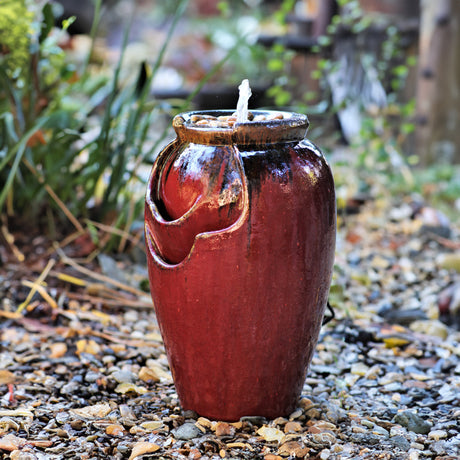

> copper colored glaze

[{"left": 145, "top": 110, "right": 336, "bottom": 421}]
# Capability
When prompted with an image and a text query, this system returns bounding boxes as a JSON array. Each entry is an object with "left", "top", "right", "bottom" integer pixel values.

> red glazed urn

[{"left": 144, "top": 110, "right": 336, "bottom": 421}]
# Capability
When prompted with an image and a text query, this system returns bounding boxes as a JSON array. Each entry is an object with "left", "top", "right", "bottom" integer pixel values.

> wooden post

[{"left": 416, "top": 0, "right": 460, "bottom": 164}]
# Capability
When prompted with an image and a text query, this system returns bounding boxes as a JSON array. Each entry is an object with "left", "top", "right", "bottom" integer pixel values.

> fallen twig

[
  {"left": 21, "top": 279, "right": 58, "bottom": 309},
  {"left": 54, "top": 244, "right": 148, "bottom": 298},
  {"left": 65, "top": 291, "right": 152, "bottom": 309},
  {"left": 16, "top": 258, "right": 56, "bottom": 314}
]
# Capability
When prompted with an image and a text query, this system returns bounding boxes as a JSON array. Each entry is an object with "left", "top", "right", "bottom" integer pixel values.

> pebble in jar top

[{"left": 173, "top": 110, "right": 309, "bottom": 146}]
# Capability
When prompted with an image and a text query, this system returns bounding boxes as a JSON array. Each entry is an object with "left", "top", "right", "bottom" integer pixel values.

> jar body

[{"left": 145, "top": 111, "right": 336, "bottom": 421}]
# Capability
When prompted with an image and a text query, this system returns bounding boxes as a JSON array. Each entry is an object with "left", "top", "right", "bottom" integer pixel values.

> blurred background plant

[{"left": 1, "top": 0, "right": 182, "bottom": 243}]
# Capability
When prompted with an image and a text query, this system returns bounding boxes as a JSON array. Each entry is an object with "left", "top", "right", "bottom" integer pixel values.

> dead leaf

[
  {"left": 0, "top": 409, "right": 34, "bottom": 417},
  {"left": 76, "top": 339, "right": 101, "bottom": 356},
  {"left": 115, "top": 383, "right": 148, "bottom": 395},
  {"left": 71, "top": 403, "right": 111, "bottom": 419},
  {"left": 257, "top": 426, "right": 284, "bottom": 443},
  {"left": 138, "top": 366, "right": 160, "bottom": 383},
  {"left": 197, "top": 417, "right": 215, "bottom": 430},
  {"left": 140, "top": 421, "right": 163, "bottom": 431},
  {"left": 0, "top": 370, "right": 17, "bottom": 385},
  {"left": 49, "top": 342, "right": 68, "bottom": 358},
  {"left": 227, "top": 442, "right": 253, "bottom": 450},
  {"left": 0, "top": 434, "right": 26, "bottom": 451},
  {"left": 128, "top": 441, "right": 160, "bottom": 460}
]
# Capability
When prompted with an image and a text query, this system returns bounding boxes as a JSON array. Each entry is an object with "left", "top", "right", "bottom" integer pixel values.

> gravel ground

[{"left": 1, "top": 190, "right": 460, "bottom": 460}]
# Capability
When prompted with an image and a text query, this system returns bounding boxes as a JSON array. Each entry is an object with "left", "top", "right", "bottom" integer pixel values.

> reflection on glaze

[{"left": 151, "top": 144, "right": 245, "bottom": 264}]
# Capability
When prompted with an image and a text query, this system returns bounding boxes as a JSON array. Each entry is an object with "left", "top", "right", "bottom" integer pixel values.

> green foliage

[
  {"left": 0, "top": 0, "right": 189, "bottom": 235},
  {"left": 0, "top": 0, "right": 33, "bottom": 81},
  {"left": 273, "top": 0, "right": 297, "bottom": 25}
]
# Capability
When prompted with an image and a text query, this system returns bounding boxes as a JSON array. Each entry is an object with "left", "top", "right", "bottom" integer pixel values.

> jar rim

[{"left": 173, "top": 110, "right": 309, "bottom": 145}]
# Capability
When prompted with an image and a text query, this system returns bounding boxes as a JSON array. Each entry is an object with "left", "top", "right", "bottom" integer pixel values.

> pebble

[
  {"left": 60, "top": 381, "right": 80, "bottom": 395},
  {"left": 55, "top": 412, "right": 70, "bottom": 425},
  {"left": 111, "top": 370, "right": 137, "bottom": 384},
  {"left": 350, "top": 363, "right": 369, "bottom": 376},
  {"left": 390, "top": 435, "right": 411, "bottom": 451},
  {"left": 284, "top": 421, "right": 303, "bottom": 433},
  {"left": 172, "top": 423, "right": 203, "bottom": 440},
  {"left": 393, "top": 411, "right": 432, "bottom": 434},
  {"left": 85, "top": 371, "right": 101, "bottom": 383},
  {"left": 429, "top": 429, "right": 448, "bottom": 441},
  {"left": 371, "top": 425, "right": 389, "bottom": 437},
  {"left": 309, "top": 431, "right": 336, "bottom": 446},
  {"left": 187, "top": 112, "right": 284, "bottom": 128}
]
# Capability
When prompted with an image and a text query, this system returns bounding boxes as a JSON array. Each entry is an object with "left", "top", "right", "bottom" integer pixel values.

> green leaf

[
  {"left": 267, "top": 58, "right": 284, "bottom": 72},
  {"left": 39, "top": 3, "right": 55, "bottom": 43},
  {"left": 62, "top": 16, "right": 76, "bottom": 31}
]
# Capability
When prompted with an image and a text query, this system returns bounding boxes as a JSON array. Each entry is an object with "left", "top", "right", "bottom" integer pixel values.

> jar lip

[{"left": 173, "top": 110, "right": 309, "bottom": 145}]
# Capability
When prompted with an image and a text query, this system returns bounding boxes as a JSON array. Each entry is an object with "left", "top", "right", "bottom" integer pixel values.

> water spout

[{"left": 236, "top": 79, "right": 252, "bottom": 123}]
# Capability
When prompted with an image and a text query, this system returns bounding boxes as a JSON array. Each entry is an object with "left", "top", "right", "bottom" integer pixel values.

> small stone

[
  {"left": 278, "top": 440, "right": 308, "bottom": 457},
  {"left": 390, "top": 426, "right": 408, "bottom": 437},
  {"left": 351, "top": 362, "right": 369, "bottom": 376},
  {"left": 390, "top": 435, "right": 411, "bottom": 451},
  {"left": 410, "top": 320, "right": 449, "bottom": 339},
  {"left": 55, "top": 412, "right": 70, "bottom": 424},
  {"left": 284, "top": 421, "right": 303, "bottom": 433},
  {"left": 60, "top": 381, "right": 80, "bottom": 395},
  {"left": 116, "top": 442, "right": 131, "bottom": 455},
  {"left": 49, "top": 342, "right": 68, "bottom": 358},
  {"left": 85, "top": 371, "right": 101, "bottom": 383},
  {"left": 119, "top": 404, "right": 136, "bottom": 421},
  {"left": 138, "top": 366, "right": 160, "bottom": 383},
  {"left": 309, "top": 431, "right": 336, "bottom": 446},
  {"left": 112, "top": 370, "right": 136, "bottom": 384},
  {"left": 431, "top": 441, "right": 447, "bottom": 456},
  {"left": 289, "top": 408, "right": 303, "bottom": 420},
  {"left": 172, "top": 423, "right": 202, "bottom": 440},
  {"left": 393, "top": 411, "right": 432, "bottom": 434},
  {"left": 299, "top": 398, "right": 315, "bottom": 411},
  {"left": 372, "top": 425, "right": 389, "bottom": 437},
  {"left": 361, "top": 419, "right": 374, "bottom": 429},
  {"left": 106, "top": 424, "right": 125, "bottom": 436},
  {"left": 305, "top": 408, "right": 321, "bottom": 419},
  {"left": 215, "top": 422, "right": 235, "bottom": 437},
  {"left": 410, "top": 442, "right": 425, "bottom": 450},
  {"left": 429, "top": 429, "right": 448, "bottom": 441}
]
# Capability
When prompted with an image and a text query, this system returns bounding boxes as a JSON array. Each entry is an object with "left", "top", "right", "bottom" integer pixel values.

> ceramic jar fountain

[{"left": 144, "top": 109, "right": 336, "bottom": 421}]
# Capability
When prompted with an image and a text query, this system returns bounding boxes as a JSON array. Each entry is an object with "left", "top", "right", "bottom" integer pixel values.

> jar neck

[{"left": 173, "top": 110, "right": 309, "bottom": 146}]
